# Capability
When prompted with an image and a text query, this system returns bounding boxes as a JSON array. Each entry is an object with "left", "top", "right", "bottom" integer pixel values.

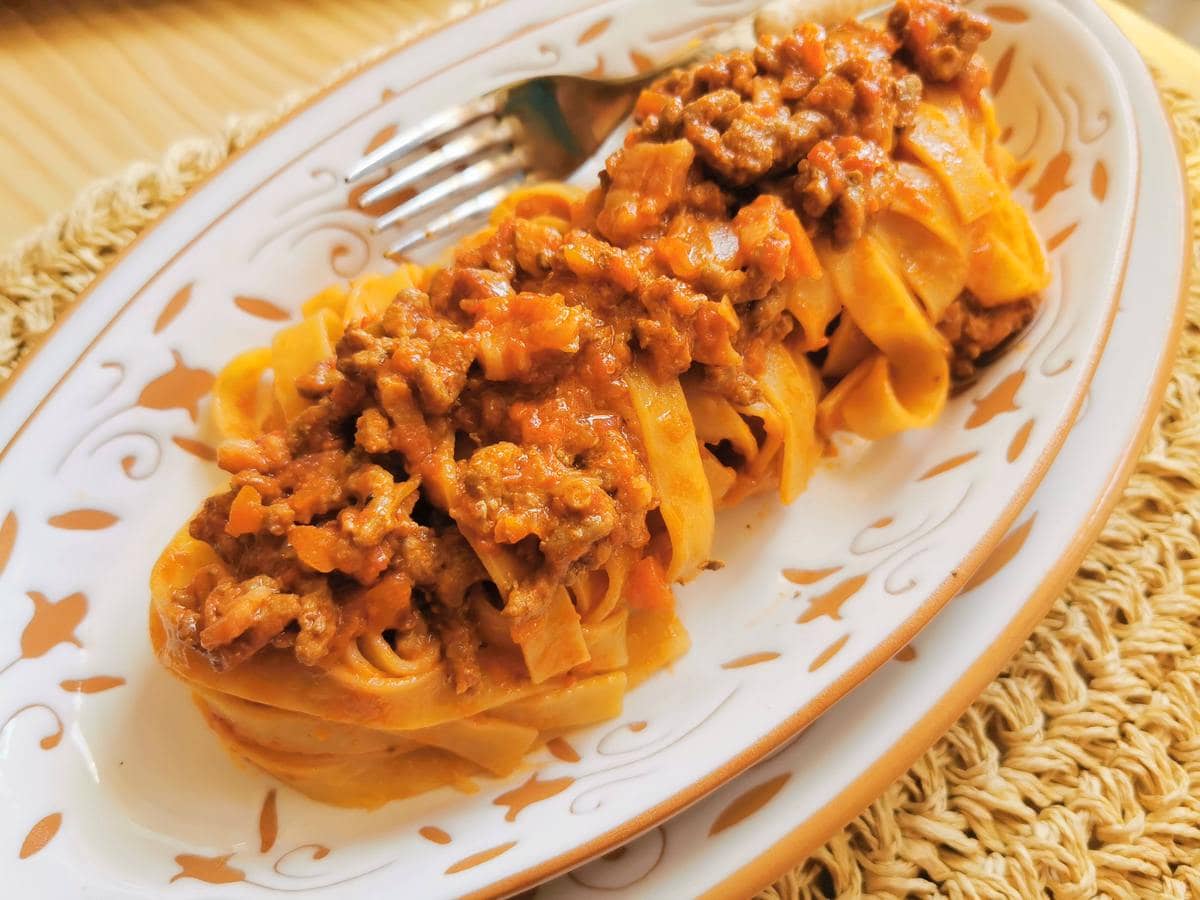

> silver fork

[
  {"left": 345, "top": 0, "right": 875, "bottom": 258},
  {"left": 344, "top": 71, "right": 686, "bottom": 258}
]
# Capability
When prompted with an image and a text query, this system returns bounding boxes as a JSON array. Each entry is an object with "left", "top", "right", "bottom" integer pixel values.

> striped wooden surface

[
  {"left": 0, "top": 0, "right": 1195, "bottom": 254},
  {"left": 0, "top": 0, "right": 483, "bottom": 251}
]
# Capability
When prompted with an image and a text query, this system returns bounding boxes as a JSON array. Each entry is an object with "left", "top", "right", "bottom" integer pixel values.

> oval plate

[{"left": 0, "top": 0, "right": 1136, "bottom": 896}]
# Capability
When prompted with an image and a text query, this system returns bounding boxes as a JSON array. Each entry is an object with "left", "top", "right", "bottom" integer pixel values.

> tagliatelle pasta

[{"left": 149, "top": 0, "right": 1048, "bottom": 808}]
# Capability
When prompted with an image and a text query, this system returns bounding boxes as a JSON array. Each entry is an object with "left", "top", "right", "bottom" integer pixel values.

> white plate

[
  {"left": 540, "top": 1, "right": 1190, "bottom": 896},
  {"left": 0, "top": 0, "right": 1139, "bottom": 896}
]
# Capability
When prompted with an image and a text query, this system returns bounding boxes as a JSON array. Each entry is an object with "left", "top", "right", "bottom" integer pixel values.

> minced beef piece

[
  {"left": 888, "top": 0, "right": 992, "bottom": 83},
  {"left": 939, "top": 291, "right": 1036, "bottom": 380},
  {"left": 681, "top": 89, "right": 830, "bottom": 186},
  {"left": 795, "top": 136, "right": 896, "bottom": 246},
  {"left": 631, "top": 15, "right": 922, "bottom": 239}
]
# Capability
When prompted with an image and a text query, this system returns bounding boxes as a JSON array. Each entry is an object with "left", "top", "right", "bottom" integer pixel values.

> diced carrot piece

[
  {"left": 288, "top": 525, "right": 338, "bottom": 573},
  {"left": 225, "top": 485, "right": 265, "bottom": 537},
  {"left": 776, "top": 204, "right": 822, "bottom": 279}
]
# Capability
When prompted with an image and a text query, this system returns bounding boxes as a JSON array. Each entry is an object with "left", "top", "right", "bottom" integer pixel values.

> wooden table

[{"left": 0, "top": 0, "right": 1196, "bottom": 254}]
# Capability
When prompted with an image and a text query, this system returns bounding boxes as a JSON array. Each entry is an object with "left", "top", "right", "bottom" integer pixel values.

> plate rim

[{"left": 0, "top": 0, "right": 1144, "bottom": 895}]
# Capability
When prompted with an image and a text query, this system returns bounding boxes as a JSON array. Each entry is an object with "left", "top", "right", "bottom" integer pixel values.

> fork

[
  {"left": 345, "top": 0, "right": 875, "bottom": 258},
  {"left": 344, "top": 75, "right": 654, "bottom": 257}
]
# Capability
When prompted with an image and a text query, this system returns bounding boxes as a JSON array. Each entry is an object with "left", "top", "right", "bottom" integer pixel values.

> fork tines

[{"left": 346, "top": 91, "right": 531, "bottom": 257}]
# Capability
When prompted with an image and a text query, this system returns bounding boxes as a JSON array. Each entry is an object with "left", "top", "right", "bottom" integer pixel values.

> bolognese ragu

[{"left": 150, "top": 0, "right": 1048, "bottom": 808}]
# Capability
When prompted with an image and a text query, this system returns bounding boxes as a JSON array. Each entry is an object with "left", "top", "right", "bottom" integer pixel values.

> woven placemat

[{"left": 1, "top": 44, "right": 1198, "bottom": 900}]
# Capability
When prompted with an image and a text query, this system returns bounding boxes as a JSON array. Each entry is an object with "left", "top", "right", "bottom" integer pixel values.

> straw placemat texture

[{"left": 1, "top": 30, "right": 1198, "bottom": 900}]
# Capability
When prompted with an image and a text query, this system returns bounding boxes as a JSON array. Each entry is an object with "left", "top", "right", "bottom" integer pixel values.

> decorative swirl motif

[
  {"left": 92, "top": 430, "right": 162, "bottom": 481},
  {"left": 1040, "top": 264, "right": 1077, "bottom": 377},
  {"left": 568, "top": 826, "right": 667, "bottom": 890},
  {"left": 875, "top": 484, "right": 975, "bottom": 595},
  {"left": 800, "top": 483, "right": 978, "bottom": 615},
  {"left": 93, "top": 361, "right": 128, "bottom": 403},
  {"left": 272, "top": 844, "right": 332, "bottom": 878},
  {"left": 173, "top": 844, "right": 390, "bottom": 891},
  {"left": 286, "top": 221, "right": 372, "bottom": 280},
  {"left": 249, "top": 202, "right": 365, "bottom": 268},
  {"left": 329, "top": 244, "right": 359, "bottom": 278},
  {"left": 570, "top": 771, "right": 654, "bottom": 815},
  {"left": 1033, "top": 63, "right": 1073, "bottom": 150},
  {"left": 57, "top": 350, "right": 213, "bottom": 477},
  {"left": 569, "top": 688, "right": 739, "bottom": 814},
  {"left": 597, "top": 720, "right": 660, "bottom": 756},
  {"left": 1013, "top": 102, "right": 1043, "bottom": 161},
  {"left": 1065, "top": 85, "right": 1112, "bottom": 144},
  {"left": 497, "top": 42, "right": 562, "bottom": 76},
  {"left": 259, "top": 861, "right": 395, "bottom": 892},
  {"left": 850, "top": 515, "right": 912, "bottom": 555},
  {"left": 274, "top": 168, "right": 339, "bottom": 218},
  {"left": 1020, "top": 274, "right": 1066, "bottom": 368},
  {"left": 884, "top": 546, "right": 929, "bottom": 595},
  {"left": 594, "top": 690, "right": 736, "bottom": 759},
  {"left": 795, "top": 475, "right": 972, "bottom": 621},
  {"left": 0, "top": 704, "right": 64, "bottom": 750},
  {"left": 55, "top": 414, "right": 128, "bottom": 475}
]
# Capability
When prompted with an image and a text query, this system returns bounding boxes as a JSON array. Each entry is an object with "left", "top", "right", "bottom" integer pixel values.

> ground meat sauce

[
  {"left": 168, "top": 0, "right": 1029, "bottom": 682},
  {"left": 938, "top": 291, "right": 1037, "bottom": 381}
]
